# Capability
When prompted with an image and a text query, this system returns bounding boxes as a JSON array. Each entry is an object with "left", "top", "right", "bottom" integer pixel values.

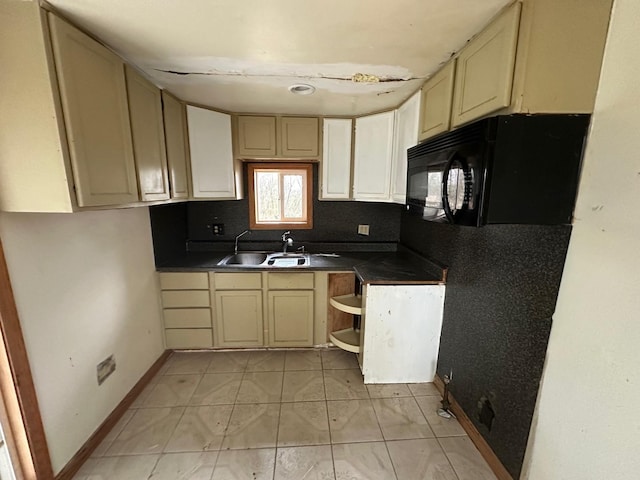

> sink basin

[
  {"left": 267, "top": 253, "right": 309, "bottom": 267},
  {"left": 218, "top": 252, "right": 268, "bottom": 266}
]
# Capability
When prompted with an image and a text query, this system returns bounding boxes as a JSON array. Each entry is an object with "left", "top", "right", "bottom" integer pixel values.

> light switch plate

[{"left": 357, "top": 224, "right": 370, "bottom": 235}]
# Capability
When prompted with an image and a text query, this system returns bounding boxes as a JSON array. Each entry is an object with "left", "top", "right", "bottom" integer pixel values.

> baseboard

[
  {"left": 55, "top": 350, "right": 173, "bottom": 480},
  {"left": 434, "top": 374, "right": 513, "bottom": 480}
]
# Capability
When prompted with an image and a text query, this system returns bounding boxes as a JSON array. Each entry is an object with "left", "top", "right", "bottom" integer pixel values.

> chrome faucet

[
  {"left": 234, "top": 229, "right": 250, "bottom": 255},
  {"left": 281, "top": 231, "right": 293, "bottom": 253}
]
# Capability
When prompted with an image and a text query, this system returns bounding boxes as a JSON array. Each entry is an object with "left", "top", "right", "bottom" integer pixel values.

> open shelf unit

[{"left": 328, "top": 293, "right": 362, "bottom": 353}]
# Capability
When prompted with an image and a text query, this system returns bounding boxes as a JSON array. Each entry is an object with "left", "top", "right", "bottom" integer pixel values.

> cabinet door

[
  {"left": 418, "top": 62, "right": 455, "bottom": 141},
  {"left": 215, "top": 290, "right": 263, "bottom": 347},
  {"left": 391, "top": 92, "right": 420, "bottom": 204},
  {"left": 267, "top": 291, "right": 314, "bottom": 347},
  {"left": 162, "top": 92, "right": 190, "bottom": 198},
  {"left": 321, "top": 119, "right": 352, "bottom": 200},
  {"left": 236, "top": 116, "right": 277, "bottom": 157},
  {"left": 125, "top": 66, "right": 170, "bottom": 201},
  {"left": 187, "top": 106, "right": 237, "bottom": 199},
  {"left": 280, "top": 117, "right": 319, "bottom": 157},
  {"left": 353, "top": 111, "right": 395, "bottom": 202},
  {"left": 48, "top": 14, "right": 138, "bottom": 207},
  {"left": 451, "top": 3, "right": 521, "bottom": 127}
]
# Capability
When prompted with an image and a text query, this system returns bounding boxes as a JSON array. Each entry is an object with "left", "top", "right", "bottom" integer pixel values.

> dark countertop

[{"left": 156, "top": 248, "right": 447, "bottom": 285}]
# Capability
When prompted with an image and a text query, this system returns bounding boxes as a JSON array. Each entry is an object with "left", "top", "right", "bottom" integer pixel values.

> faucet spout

[
  {"left": 281, "top": 231, "right": 293, "bottom": 253},
  {"left": 234, "top": 230, "right": 250, "bottom": 255}
]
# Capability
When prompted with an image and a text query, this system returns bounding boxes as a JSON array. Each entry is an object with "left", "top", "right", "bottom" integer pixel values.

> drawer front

[
  {"left": 163, "top": 308, "right": 212, "bottom": 328},
  {"left": 159, "top": 272, "right": 209, "bottom": 290},
  {"left": 268, "top": 272, "right": 314, "bottom": 290},
  {"left": 161, "top": 290, "right": 210, "bottom": 308},
  {"left": 165, "top": 329, "right": 213, "bottom": 349},
  {"left": 215, "top": 272, "right": 262, "bottom": 290}
]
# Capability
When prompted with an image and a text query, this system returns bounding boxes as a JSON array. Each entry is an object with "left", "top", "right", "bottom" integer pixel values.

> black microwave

[{"left": 406, "top": 114, "right": 590, "bottom": 226}]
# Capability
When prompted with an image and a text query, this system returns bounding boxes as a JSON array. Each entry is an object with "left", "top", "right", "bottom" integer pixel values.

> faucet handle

[{"left": 281, "top": 231, "right": 291, "bottom": 241}]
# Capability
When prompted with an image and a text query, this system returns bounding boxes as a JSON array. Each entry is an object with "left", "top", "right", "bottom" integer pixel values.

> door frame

[{"left": 0, "top": 238, "right": 53, "bottom": 479}]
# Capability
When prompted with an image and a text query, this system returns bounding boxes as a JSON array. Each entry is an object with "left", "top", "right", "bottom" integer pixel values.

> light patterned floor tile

[
  {"left": 79, "top": 454, "right": 159, "bottom": 480},
  {"left": 92, "top": 410, "right": 135, "bottom": 457},
  {"left": 366, "top": 383, "right": 412, "bottom": 398},
  {"left": 284, "top": 350, "right": 322, "bottom": 371},
  {"left": 212, "top": 448, "right": 276, "bottom": 480},
  {"left": 236, "top": 371, "right": 283, "bottom": 403},
  {"left": 327, "top": 399, "right": 383, "bottom": 444},
  {"left": 415, "top": 395, "right": 467, "bottom": 437},
  {"left": 324, "top": 369, "right": 368, "bottom": 400},
  {"left": 165, "top": 352, "right": 215, "bottom": 375},
  {"left": 206, "top": 351, "right": 250, "bottom": 373},
  {"left": 164, "top": 405, "right": 233, "bottom": 452},
  {"left": 332, "top": 442, "right": 397, "bottom": 480},
  {"left": 72, "top": 457, "right": 100, "bottom": 479},
  {"left": 277, "top": 401, "right": 330, "bottom": 447},
  {"left": 189, "top": 373, "right": 242, "bottom": 405},
  {"left": 105, "top": 407, "right": 184, "bottom": 456},
  {"left": 142, "top": 374, "right": 201, "bottom": 407},
  {"left": 439, "top": 436, "right": 498, "bottom": 480},
  {"left": 221, "top": 403, "right": 280, "bottom": 449},
  {"left": 321, "top": 349, "right": 359, "bottom": 369},
  {"left": 149, "top": 452, "right": 218, "bottom": 480},
  {"left": 246, "top": 351, "right": 286, "bottom": 371},
  {"left": 281, "top": 371, "right": 325, "bottom": 402},
  {"left": 387, "top": 439, "right": 458, "bottom": 480},
  {"left": 275, "top": 445, "right": 335, "bottom": 480},
  {"left": 408, "top": 383, "right": 440, "bottom": 397},
  {"left": 371, "top": 397, "right": 434, "bottom": 440}
]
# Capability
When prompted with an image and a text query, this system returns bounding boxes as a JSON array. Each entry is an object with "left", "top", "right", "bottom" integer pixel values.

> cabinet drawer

[
  {"left": 268, "top": 272, "right": 314, "bottom": 290},
  {"left": 215, "top": 272, "right": 262, "bottom": 290},
  {"left": 165, "top": 329, "right": 213, "bottom": 349},
  {"left": 161, "top": 290, "right": 210, "bottom": 308},
  {"left": 159, "top": 272, "right": 209, "bottom": 290},
  {"left": 163, "top": 308, "right": 212, "bottom": 328}
]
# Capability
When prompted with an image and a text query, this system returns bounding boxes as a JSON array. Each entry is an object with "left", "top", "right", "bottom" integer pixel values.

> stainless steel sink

[
  {"left": 218, "top": 252, "right": 268, "bottom": 266},
  {"left": 217, "top": 251, "right": 309, "bottom": 267}
]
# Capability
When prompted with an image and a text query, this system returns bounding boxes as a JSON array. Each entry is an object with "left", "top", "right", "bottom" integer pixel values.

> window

[{"left": 247, "top": 163, "right": 313, "bottom": 229}]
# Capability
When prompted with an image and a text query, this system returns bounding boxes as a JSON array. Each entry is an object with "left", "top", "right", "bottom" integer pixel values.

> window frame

[{"left": 247, "top": 163, "right": 314, "bottom": 230}]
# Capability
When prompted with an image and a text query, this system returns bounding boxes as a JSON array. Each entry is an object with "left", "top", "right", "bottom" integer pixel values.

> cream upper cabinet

[
  {"left": 234, "top": 115, "right": 320, "bottom": 159},
  {"left": 419, "top": 62, "right": 456, "bottom": 141},
  {"left": 391, "top": 93, "right": 420, "bottom": 204},
  {"left": 125, "top": 66, "right": 170, "bottom": 202},
  {"left": 353, "top": 111, "right": 396, "bottom": 202},
  {"left": 451, "top": 2, "right": 521, "bottom": 128},
  {"left": 162, "top": 92, "right": 190, "bottom": 199},
  {"left": 236, "top": 116, "right": 277, "bottom": 157},
  {"left": 48, "top": 13, "right": 139, "bottom": 207},
  {"left": 186, "top": 106, "right": 239, "bottom": 199},
  {"left": 280, "top": 117, "right": 320, "bottom": 157},
  {"left": 320, "top": 118, "right": 353, "bottom": 200}
]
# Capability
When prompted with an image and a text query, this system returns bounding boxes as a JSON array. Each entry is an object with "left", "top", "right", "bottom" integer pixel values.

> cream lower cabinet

[
  {"left": 267, "top": 273, "right": 314, "bottom": 347},
  {"left": 159, "top": 272, "right": 213, "bottom": 348},
  {"left": 213, "top": 272, "right": 264, "bottom": 347}
]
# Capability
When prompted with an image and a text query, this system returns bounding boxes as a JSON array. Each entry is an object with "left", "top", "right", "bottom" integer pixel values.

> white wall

[
  {"left": 523, "top": 0, "right": 640, "bottom": 478},
  {"left": 0, "top": 208, "right": 164, "bottom": 474}
]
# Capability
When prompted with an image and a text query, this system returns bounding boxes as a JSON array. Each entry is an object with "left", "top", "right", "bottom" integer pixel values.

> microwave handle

[{"left": 441, "top": 152, "right": 457, "bottom": 223}]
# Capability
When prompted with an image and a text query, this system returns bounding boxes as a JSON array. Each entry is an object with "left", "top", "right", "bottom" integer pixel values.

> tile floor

[{"left": 74, "top": 349, "right": 498, "bottom": 480}]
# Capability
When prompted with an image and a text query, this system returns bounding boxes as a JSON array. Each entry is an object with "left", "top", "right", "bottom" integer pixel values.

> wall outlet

[
  {"left": 357, "top": 224, "right": 370, "bottom": 236},
  {"left": 211, "top": 223, "right": 224, "bottom": 235},
  {"left": 97, "top": 354, "right": 116, "bottom": 385}
]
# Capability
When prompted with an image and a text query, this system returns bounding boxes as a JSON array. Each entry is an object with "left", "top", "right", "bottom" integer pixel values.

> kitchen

[{"left": 0, "top": 0, "right": 638, "bottom": 479}]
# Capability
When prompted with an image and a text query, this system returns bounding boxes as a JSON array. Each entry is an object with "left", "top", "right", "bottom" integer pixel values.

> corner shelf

[{"left": 329, "top": 294, "right": 362, "bottom": 353}]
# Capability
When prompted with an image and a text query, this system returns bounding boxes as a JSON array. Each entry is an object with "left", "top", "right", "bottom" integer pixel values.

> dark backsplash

[
  {"left": 400, "top": 212, "right": 571, "bottom": 478},
  {"left": 149, "top": 164, "right": 403, "bottom": 259}
]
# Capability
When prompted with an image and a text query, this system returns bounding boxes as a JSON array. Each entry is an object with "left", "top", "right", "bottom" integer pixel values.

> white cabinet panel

[
  {"left": 187, "top": 106, "right": 237, "bottom": 199},
  {"left": 391, "top": 92, "right": 420, "bottom": 204},
  {"left": 321, "top": 119, "right": 353, "bottom": 199},
  {"left": 353, "top": 111, "right": 395, "bottom": 202}
]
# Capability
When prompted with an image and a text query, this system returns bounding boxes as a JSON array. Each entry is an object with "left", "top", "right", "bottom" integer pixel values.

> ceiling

[{"left": 46, "top": 0, "right": 512, "bottom": 116}]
